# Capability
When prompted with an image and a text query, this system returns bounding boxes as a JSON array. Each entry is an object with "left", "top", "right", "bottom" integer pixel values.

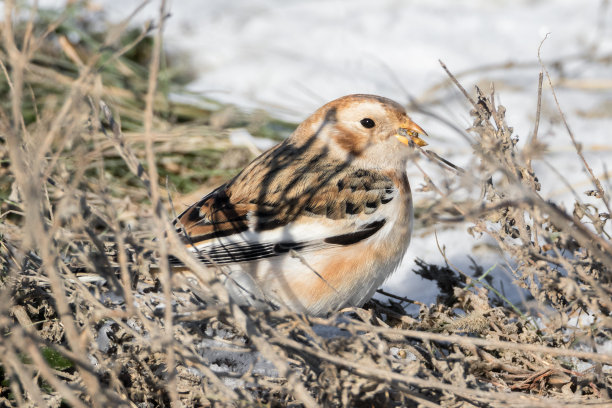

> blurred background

[{"left": 90, "top": 1, "right": 611, "bottom": 119}]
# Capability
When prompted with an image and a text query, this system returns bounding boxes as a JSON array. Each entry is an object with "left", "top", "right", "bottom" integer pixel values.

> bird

[{"left": 171, "top": 94, "right": 427, "bottom": 316}]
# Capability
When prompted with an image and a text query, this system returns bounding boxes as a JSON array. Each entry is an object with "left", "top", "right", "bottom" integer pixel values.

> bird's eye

[{"left": 360, "top": 118, "right": 375, "bottom": 129}]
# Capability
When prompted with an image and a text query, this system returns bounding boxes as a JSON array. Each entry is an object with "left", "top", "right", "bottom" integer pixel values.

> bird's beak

[{"left": 395, "top": 119, "right": 428, "bottom": 147}]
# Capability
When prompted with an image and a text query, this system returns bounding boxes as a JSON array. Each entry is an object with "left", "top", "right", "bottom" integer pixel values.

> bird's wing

[{"left": 172, "top": 141, "right": 399, "bottom": 266}]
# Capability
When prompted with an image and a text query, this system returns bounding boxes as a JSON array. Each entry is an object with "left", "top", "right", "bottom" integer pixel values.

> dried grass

[{"left": 1, "top": 2, "right": 611, "bottom": 407}]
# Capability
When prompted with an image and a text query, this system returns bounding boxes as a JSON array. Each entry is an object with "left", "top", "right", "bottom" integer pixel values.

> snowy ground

[{"left": 28, "top": 0, "right": 612, "bottom": 304}]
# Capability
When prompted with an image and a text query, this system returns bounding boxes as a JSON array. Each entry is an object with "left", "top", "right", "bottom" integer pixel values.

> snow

[
  {"left": 228, "top": 128, "right": 277, "bottom": 151},
  {"left": 88, "top": 0, "right": 612, "bottom": 119}
]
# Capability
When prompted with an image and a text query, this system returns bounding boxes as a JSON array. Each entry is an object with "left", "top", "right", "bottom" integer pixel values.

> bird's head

[{"left": 294, "top": 94, "right": 427, "bottom": 168}]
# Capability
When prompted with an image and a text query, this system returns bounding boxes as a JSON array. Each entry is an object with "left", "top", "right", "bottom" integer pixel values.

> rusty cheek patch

[{"left": 332, "top": 125, "right": 368, "bottom": 156}]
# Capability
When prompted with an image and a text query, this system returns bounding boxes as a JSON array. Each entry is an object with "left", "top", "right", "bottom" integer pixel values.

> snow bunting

[{"left": 172, "top": 94, "right": 427, "bottom": 315}]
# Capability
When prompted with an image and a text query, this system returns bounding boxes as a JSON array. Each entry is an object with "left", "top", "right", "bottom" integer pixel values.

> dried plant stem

[
  {"left": 2, "top": 2, "right": 110, "bottom": 405},
  {"left": 269, "top": 329, "right": 569, "bottom": 408},
  {"left": 439, "top": 59, "right": 612, "bottom": 273},
  {"left": 3, "top": 342, "right": 47, "bottom": 407},
  {"left": 349, "top": 323, "right": 612, "bottom": 364},
  {"left": 141, "top": 1, "right": 180, "bottom": 406},
  {"left": 538, "top": 36, "right": 611, "bottom": 215}
]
